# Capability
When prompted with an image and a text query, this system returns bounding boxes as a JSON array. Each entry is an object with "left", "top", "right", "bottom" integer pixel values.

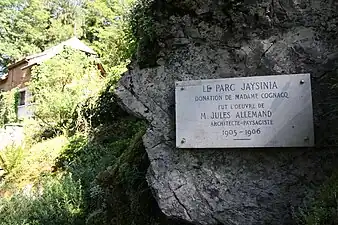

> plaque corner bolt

[
  {"left": 300, "top": 80, "right": 305, "bottom": 84},
  {"left": 181, "top": 138, "right": 186, "bottom": 144},
  {"left": 180, "top": 87, "right": 185, "bottom": 91},
  {"left": 304, "top": 136, "right": 309, "bottom": 141}
]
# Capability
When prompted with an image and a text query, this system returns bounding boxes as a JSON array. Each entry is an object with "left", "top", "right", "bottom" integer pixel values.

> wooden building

[{"left": 0, "top": 37, "right": 104, "bottom": 118}]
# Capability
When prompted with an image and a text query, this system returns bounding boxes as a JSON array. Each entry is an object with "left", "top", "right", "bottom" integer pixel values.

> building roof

[
  {"left": 9, "top": 37, "right": 97, "bottom": 70},
  {"left": 0, "top": 37, "right": 105, "bottom": 84}
]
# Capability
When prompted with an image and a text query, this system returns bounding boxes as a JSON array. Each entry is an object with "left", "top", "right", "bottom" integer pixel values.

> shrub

[
  {"left": 29, "top": 48, "right": 105, "bottom": 133},
  {"left": 0, "top": 173, "right": 84, "bottom": 225},
  {"left": 0, "top": 136, "right": 68, "bottom": 191},
  {"left": 23, "top": 118, "right": 62, "bottom": 146},
  {"left": 78, "top": 78, "right": 128, "bottom": 130},
  {"left": 86, "top": 123, "right": 159, "bottom": 225},
  {"left": 55, "top": 119, "right": 147, "bottom": 191},
  {"left": 296, "top": 171, "right": 338, "bottom": 225},
  {"left": 52, "top": 112, "right": 149, "bottom": 225},
  {"left": 0, "top": 88, "right": 19, "bottom": 126},
  {"left": 0, "top": 144, "right": 24, "bottom": 176},
  {"left": 129, "top": 0, "right": 159, "bottom": 68}
]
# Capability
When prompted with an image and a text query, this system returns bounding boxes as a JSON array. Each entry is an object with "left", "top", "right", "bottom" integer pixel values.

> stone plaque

[{"left": 175, "top": 74, "right": 314, "bottom": 148}]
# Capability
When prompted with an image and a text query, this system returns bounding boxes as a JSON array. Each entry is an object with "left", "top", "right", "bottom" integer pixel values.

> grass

[
  {"left": 0, "top": 136, "right": 68, "bottom": 193},
  {"left": 0, "top": 116, "right": 155, "bottom": 225},
  {"left": 0, "top": 173, "right": 84, "bottom": 225}
]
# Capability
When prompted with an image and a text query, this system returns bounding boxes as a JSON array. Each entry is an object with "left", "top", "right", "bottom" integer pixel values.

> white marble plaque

[{"left": 175, "top": 74, "right": 314, "bottom": 148}]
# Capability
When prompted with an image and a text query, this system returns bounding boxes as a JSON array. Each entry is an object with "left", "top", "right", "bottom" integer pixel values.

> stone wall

[{"left": 115, "top": 0, "right": 338, "bottom": 224}]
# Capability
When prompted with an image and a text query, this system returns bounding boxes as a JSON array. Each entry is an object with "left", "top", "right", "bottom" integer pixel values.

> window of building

[{"left": 19, "top": 91, "right": 26, "bottom": 106}]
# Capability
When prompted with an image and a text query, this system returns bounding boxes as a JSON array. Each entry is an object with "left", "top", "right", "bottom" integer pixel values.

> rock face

[{"left": 115, "top": 0, "right": 338, "bottom": 224}]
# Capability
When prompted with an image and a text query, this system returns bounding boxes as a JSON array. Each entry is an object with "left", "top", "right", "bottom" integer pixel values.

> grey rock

[{"left": 115, "top": 0, "right": 338, "bottom": 224}]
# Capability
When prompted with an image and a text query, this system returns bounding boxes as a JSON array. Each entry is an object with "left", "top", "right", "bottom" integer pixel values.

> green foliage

[
  {"left": 296, "top": 171, "right": 338, "bottom": 225},
  {"left": 29, "top": 48, "right": 104, "bottom": 133},
  {"left": 0, "top": 1, "right": 169, "bottom": 224},
  {"left": 0, "top": 0, "right": 60, "bottom": 66},
  {"left": 0, "top": 88, "right": 19, "bottom": 126},
  {"left": 0, "top": 117, "right": 150, "bottom": 225},
  {"left": 83, "top": 0, "right": 136, "bottom": 76},
  {"left": 23, "top": 118, "right": 56, "bottom": 146},
  {"left": 45, "top": 0, "right": 86, "bottom": 43},
  {"left": 0, "top": 72, "right": 181, "bottom": 225},
  {"left": 0, "top": 0, "right": 84, "bottom": 69},
  {"left": 0, "top": 144, "right": 24, "bottom": 176},
  {"left": 129, "top": 0, "right": 159, "bottom": 67},
  {"left": 79, "top": 79, "right": 128, "bottom": 129},
  {"left": 0, "top": 0, "right": 137, "bottom": 77},
  {"left": 90, "top": 126, "right": 158, "bottom": 225},
  {"left": 53, "top": 89, "right": 150, "bottom": 224},
  {"left": 54, "top": 133, "right": 88, "bottom": 170},
  {"left": 0, "top": 136, "right": 68, "bottom": 191},
  {"left": 0, "top": 173, "right": 84, "bottom": 225},
  {"left": 129, "top": 0, "right": 156, "bottom": 44},
  {"left": 55, "top": 118, "right": 147, "bottom": 188},
  {"left": 51, "top": 118, "right": 148, "bottom": 225},
  {"left": 0, "top": 0, "right": 47, "bottom": 68}
]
